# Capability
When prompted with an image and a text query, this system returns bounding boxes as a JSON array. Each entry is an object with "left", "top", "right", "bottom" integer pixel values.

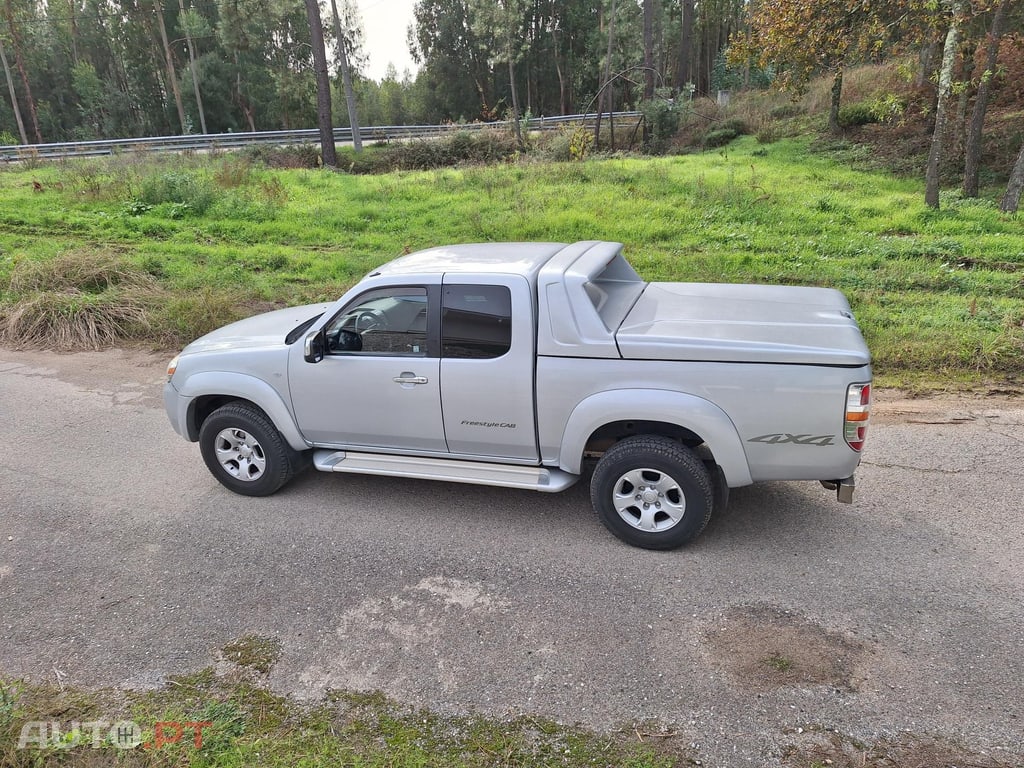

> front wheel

[
  {"left": 199, "top": 402, "right": 303, "bottom": 497},
  {"left": 590, "top": 436, "right": 714, "bottom": 550}
]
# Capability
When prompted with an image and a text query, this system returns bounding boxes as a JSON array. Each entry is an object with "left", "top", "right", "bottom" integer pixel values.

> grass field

[{"left": 1, "top": 136, "right": 1022, "bottom": 387}]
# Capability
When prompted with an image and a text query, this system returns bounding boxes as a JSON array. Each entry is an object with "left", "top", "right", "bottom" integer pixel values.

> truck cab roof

[{"left": 368, "top": 241, "right": 626, "bottom": 284}]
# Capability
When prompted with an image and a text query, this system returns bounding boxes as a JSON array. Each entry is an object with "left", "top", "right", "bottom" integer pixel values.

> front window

[{"left": 325, "top": 287, "right": 428, "bottom": 356}]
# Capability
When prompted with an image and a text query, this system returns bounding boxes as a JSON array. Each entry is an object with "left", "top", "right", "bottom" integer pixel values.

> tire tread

[
  {"left": 590, "top": 435, "right": 714, "bottom": 550},
  {"left": 198, "top": 402, "right": 297, "bottom": 497}
]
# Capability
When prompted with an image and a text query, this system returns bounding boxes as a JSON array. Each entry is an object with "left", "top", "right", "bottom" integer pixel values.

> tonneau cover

[{"left": 615, "top": 283, "right": 871, "bottom": 366}]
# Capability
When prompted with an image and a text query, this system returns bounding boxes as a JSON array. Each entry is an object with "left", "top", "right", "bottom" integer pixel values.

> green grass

[
  {"left": 1, "top": 139, "right": 1022, "bottom": 386},
  {"left": 0, "top": 673, "right": 683, "bottom": 767}
]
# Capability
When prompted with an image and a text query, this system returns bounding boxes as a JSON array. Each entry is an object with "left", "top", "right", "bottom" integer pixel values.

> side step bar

[{"left": 313, "top": 450, "right": 579, "bottom": 493}]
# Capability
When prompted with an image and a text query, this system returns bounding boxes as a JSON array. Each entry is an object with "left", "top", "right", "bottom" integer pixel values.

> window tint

[
  {"left": 442, "top": 285, "right": 511, "bottom": 359},
  {"left": 325, "top": 287, "right": 428, "bottom": 356}
]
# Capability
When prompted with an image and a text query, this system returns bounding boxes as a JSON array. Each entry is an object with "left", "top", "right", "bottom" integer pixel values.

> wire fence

[{"left": 0, "top": 112, "right": 643, "bottom": 162}]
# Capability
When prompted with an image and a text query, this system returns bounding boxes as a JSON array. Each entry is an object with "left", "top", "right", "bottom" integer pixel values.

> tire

[
  {"left": 590, "top": 436, "right": 714, "bottom": 550},
  {"left": 199, "top": 402, "right": 302, "bottom": 497}
]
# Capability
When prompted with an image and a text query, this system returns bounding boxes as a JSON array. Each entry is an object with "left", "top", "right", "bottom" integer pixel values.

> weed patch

[
  {"left": 0, "top": 673, "right": 689, "bottom": 768},
  {"left": 220, "top": 636, "right": 283, "bottom": 674}
]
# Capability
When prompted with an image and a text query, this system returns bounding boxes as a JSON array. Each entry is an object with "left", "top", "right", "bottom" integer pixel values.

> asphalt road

[{"left": 1, "top": 348, "right": 1022, "bottom": 766}]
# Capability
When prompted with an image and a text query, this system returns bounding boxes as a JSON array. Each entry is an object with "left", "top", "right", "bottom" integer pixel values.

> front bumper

[{"left": 163, "top": 381, "right": 191, "bottom": 440}]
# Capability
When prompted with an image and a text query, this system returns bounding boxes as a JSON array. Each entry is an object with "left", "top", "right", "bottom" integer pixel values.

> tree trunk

[
  {"left": 828, "top": 67, "right": 843, "bottom": 134},
  {"left": 551, "top": 25, "right": 567, "bottom": 115},
  {"left": 0, "top": 34, "right": 26, "bottom": 143},
  {"left": 953, "top": 40, "right": 976, "bottom": 159},
  {"left": 177, "top": 0, "right": 207, "bottom": 134},
  {"left": 329, "top": 0, "right": 361, "bottom": 152},
  {"left": 964, "top": 0, "right": 1010, "bottom": 198},
  {"left": 507, "top": 53, "right": 524, "bottom": 149},
  {"left": 676, "top": 0, "right": 694, "bottom": 91},
  {"left": 642, "top": 0, "right": 654, "bottom": 101},
  {"left": 917, "top": 38, "right": 941, "bottom": 88},
  {"left": 925, "top": 2, "right": 963, "bottom": 209},
  {"left": 155, "top": 0, "right": 187, "bottom": 133},
  {"left": 595, "top": 0, "right": 616, "bottom": 149},
  {"left": 68, "top": 0, "right": 78, "bottom": 65},
  {"left": 232, "top": 56, "right": 255, "bottom": 132},
  {"left": 304, "top": 0, "right": 337, "bottom": 167},
  {"left": 1001, "top": 142, "right": 1024, "bottom": 212},
  {"left": 2, "top": 0, "right": 41, "bottom": 143}
]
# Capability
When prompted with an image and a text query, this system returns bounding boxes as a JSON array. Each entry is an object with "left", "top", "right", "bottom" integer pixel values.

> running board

[{"left": 312, "top": 450, "right": 578, "bottom": 493}]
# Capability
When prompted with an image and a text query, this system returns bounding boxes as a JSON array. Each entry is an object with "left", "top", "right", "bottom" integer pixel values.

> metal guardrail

[{"left": 0, "top": 112, "right": 642, "bottom": 162}]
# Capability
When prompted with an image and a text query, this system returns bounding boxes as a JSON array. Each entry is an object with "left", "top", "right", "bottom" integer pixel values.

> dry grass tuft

[
  {"left": 0, "top": 252, "right": 165, "bottom": 349},
  {"left": 8, "top": 251, "right": 158, "bottom": 295}
]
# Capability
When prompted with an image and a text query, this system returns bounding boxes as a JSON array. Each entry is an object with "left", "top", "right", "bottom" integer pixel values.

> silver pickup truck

[{"left": 164, "top": 241, "right": 871, "bottom": 549}]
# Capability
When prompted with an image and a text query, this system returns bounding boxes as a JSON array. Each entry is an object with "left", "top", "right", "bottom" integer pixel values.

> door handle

[{"left": 393, "top": 375, "right": 428, "bottom": 385}]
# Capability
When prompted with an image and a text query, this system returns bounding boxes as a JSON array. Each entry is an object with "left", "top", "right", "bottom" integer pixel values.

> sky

[{"left": 355, "top": 0, "right": 420, "bottom": 82}]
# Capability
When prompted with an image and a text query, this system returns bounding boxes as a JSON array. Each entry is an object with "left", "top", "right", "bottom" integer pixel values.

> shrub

[
  {"left": 543, "top": 124, "right": 594, "bottom": 161},
  {"left": 640, "top": 91, "right": 687, "bottom": 155},
  {"left": 139, "top": 170, "right": 215, "bottom": 215},
  {"left": 837, "top": 102, "right": 878, "bottom": 128},
  {"left": 717, "top": 117, "right": 749, "bottom": 135},
  {"left": 703, "top": 128, "right": 740, "bottom": 148},
  {"left": 243, "top": 144, "right": 321, "bottom": 169},
  {"left": 345, "top": 129, "right": 520, "bottom": 174},
  {"left": 755, "top": 122, "right": 780, "bottom": 144},
  {"left": 769, "top": 104, "right": 803, "bottom": 120},
  {"left": 868, "top": 93, "right": 907, "bottom": 124}
]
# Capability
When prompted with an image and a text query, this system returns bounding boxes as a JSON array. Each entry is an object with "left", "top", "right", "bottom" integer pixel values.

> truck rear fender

[
  {"left": 557, "top": 389, "right": 753, "bottom": 487},
  {"left": 177, "top": 371, "right": 308, "bottom": 451}
]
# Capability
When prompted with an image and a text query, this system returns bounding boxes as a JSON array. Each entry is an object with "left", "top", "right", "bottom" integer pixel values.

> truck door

[
  {"left": 440, "top": 275, "right": 538, "bottom": 461},
  {"left": 288, "top": 283, "right": 448, "bottom": 452}
]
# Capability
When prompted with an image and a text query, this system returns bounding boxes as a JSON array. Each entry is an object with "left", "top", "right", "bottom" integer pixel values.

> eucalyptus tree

[
  {"left": 963, "top": 0, "right": 1017, "bottom": 197},
  {"left": 924, "top": 0, "right": 966, "bottom": 208},
  {"left": 0, "top": 33, "right": 26, "bottom": 142},
  {"left": 177, "top": 0, "right": 208, "bottom": 133},
  {"left": 409, "top": 0, "right": 494, "bottom": 120},
  {"left": 468, "top": 0, "right": 529, "bottom": 146},
  {"left": 303, "top": 0, "right": 336, "bottom": 165},
  {"left": 329, "top": 0, "right": 361, "bottom": 150},
  {"left": 155, "top": 0, "right": 188, "bottom": 132},
  {"left": 2, "top": 0, "right": 41, "bottom": 141}
]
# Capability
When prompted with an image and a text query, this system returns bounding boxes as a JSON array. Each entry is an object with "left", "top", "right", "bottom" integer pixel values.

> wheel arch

[
  {"left": 557, "top": 389, "right": 753, "bottom": 487},
  {"left": 177, "top": 371, "right": 309, "bottom": 451}
]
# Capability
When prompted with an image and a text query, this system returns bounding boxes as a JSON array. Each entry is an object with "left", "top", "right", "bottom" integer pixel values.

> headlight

[{"left": 166, "top": 355, "right": 180, "bottom": 381}]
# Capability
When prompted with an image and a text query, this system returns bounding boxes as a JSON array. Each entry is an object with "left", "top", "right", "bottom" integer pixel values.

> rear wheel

[
  {"left": 199, "top": 402, "right": 302, "bottom": 497},
  {"left": 590, "top": 436, "right": 714, "bottom": 550}
]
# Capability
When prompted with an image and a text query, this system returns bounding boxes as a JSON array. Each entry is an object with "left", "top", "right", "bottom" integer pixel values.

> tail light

[{"left": 844, "top": 383, "right": 871, "bottom": 451}]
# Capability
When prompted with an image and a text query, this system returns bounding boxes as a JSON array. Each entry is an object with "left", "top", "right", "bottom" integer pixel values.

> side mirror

[{"left": 303, "top": 329, "right": 325, "bottom": 363}]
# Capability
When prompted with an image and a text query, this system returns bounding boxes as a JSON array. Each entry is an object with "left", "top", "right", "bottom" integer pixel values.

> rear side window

[{"left": 442, "top": 285, "right": 511, "bottom": 359}]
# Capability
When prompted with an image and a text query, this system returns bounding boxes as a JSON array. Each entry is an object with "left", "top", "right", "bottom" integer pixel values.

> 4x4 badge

[{"left": 748, "top": 433, "right": 835, "bottom": 447}]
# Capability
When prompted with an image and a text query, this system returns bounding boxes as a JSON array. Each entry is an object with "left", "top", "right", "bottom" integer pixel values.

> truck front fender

[
  {"left": 175, "top": 371, "right": 309, "bottom": 452},
  {"left": 558, "top": 389, "right": 753, "bottom": 487}
]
